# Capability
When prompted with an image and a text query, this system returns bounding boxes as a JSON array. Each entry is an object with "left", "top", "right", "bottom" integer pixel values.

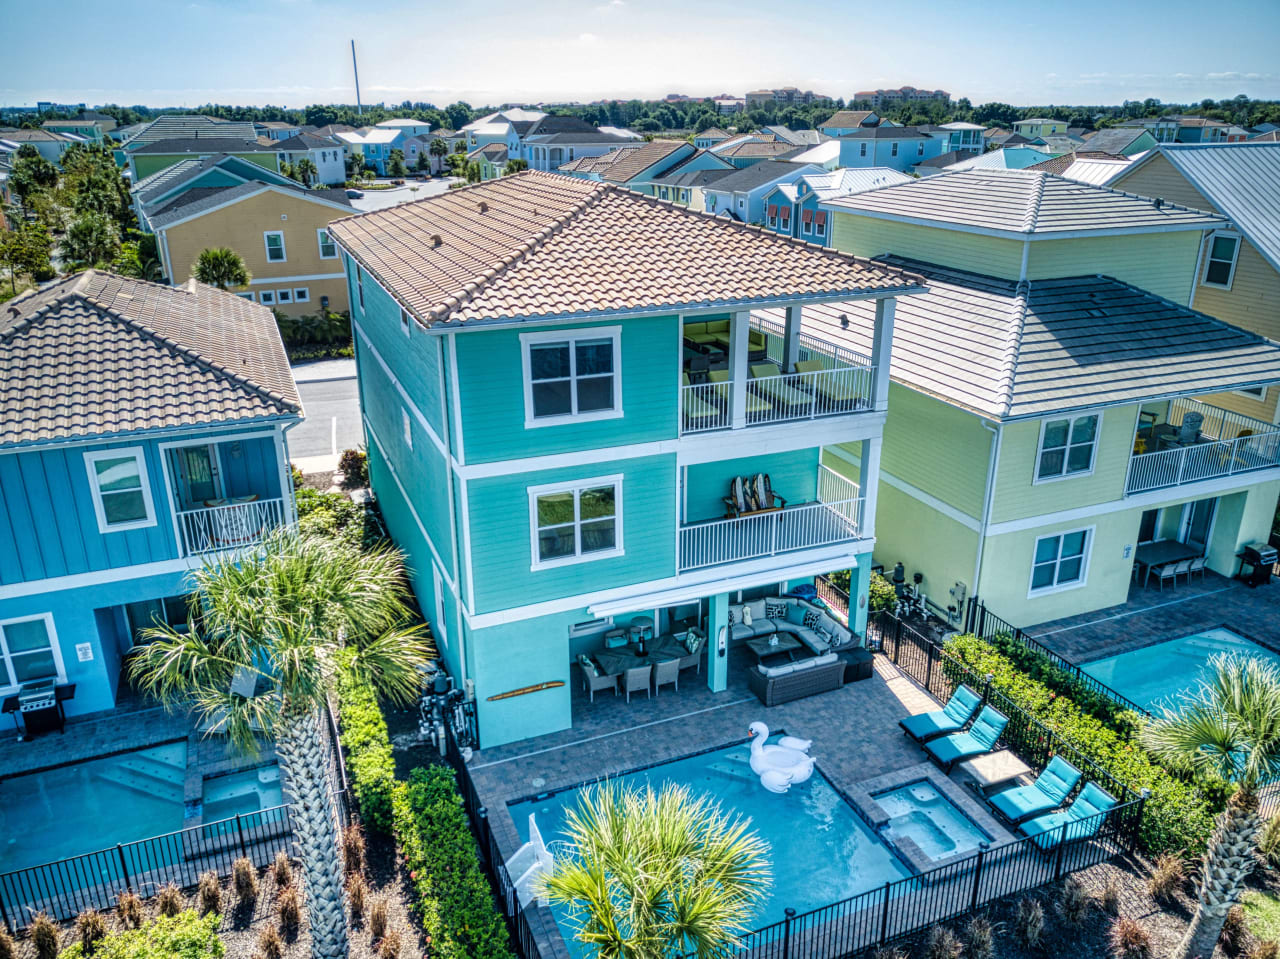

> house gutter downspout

[{"left": 973, "top": 419, "right": 1002, "bottom": 608}]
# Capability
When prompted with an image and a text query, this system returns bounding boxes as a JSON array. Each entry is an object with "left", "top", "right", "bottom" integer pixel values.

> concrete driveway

[
  {"left": 289, "top": 358, "right": 363, "bottom": 473},
  {"left": 347, "top": 177, "right": 459, "bottom": 213}
]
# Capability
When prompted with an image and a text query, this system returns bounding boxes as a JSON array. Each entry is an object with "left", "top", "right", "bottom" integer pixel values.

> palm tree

[
  {"left": 130, "top": 530, "right": 433, "bottom": 959},
  {"left": 193, "top": 246, "right": 251, "bottom": 290},
  {"left": 294, "top": 157, "right": 318, "bottom": 187},
  {"left": 429, "top": 137, "right": 449, "bottom": 173},
  {"left": 1142, "top": 654, "right": 1280, "bottom": 959},
  {"left": 537, "top": 781, "right": 771, "bottom": 958}
]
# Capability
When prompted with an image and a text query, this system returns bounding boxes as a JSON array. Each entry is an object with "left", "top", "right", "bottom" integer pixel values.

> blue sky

[{"left": 6, "top": 0, "right": 1279, "bottom": 108}]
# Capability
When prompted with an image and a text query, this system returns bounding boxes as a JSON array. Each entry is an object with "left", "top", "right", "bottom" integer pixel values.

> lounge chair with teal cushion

[
  {"left": 899, "top": 684, "right": 981, "bottom": 744},
  {"left": 924, "top": 705, "right": 1008, "bottom": 771},
  {"left": 1018, "top": 781, "right": 1117, "bottom": 850},
  {"left": 988, "top": 755, "right": 1082, "bottom": 824}
]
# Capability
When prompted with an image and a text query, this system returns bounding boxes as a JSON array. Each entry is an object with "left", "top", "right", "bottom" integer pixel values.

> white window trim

[
  {"left": 0, "top": 613, "right": 66, "bottom": 694},
  {"left": 263, "top": 230, "right": 287, "bottom": 263},
  {"left": 294, "top": 287, "right": 310, "bottom": 302},
  {"left": 520, "top": 326, "right": 623, "bottom": 429},
  {"left": 276, "top": 289, "right": 292, "bottom": 304},
  {"left": 1027, "top": 526, "right": 1094, "bottom": 597},
  {"left": 1233, "top": 385, "right": 1267, "bottom": 400},
  {"left": 528, "top": 474, "right": 625, "bottom": 571},
  {"left": 1033, "top": 411, "right": 1102, "bottom": 485},
  {"left": 317, "top": 228, "right": 338, "bottom": 260},
  {"left": 260, "top": 290, "right": 275, "bottom": 305},
  {"left": 1201, "top": 230, "right": 1241, "bottom": 290},
  {"left": 84, "top": 447, "right": 157, "bottom": 534}
]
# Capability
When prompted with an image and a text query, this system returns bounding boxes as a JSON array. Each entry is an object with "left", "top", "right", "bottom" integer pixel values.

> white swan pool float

[{"left": 747, "top": 721, "right": 815, "bottom": 793}]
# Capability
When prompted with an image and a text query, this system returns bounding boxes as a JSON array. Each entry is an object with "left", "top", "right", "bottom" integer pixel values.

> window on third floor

[
  {"left": 264, "top": 231, "right": 286, "bottom": 263},
  {"left": 521, "top": 328, "right": 622, "bottom": 427},
  {"left": 1202, "top": 232, "right": 1241, "bottom": 289},
  {"left": 1035, "top": 413, "right": 1099, "bottom": 482},
  {"left": 529, "top": 476, "right": 623, "bottom": 568}
]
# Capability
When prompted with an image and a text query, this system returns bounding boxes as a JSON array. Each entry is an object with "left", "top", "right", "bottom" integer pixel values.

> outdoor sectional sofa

[{"left": 735, "top": 596, "right": 859, "bottom": 706}]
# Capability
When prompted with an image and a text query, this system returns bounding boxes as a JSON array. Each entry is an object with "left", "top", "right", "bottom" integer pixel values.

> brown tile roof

[
  {"left": 327, "top": 170, "right": 923, "bottom": 327},
  {"left": 715, "top": 140, "right": 802, "bottom": 159},
  {"left": 0, "top": 272, "right": 301, "bottom": 447},
  {"left": 821, "top": 110, "right": 877, "bottom": 129}
]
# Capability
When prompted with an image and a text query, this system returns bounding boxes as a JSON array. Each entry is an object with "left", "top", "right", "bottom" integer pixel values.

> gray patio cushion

[
  {"left": 791, "top": 657, "right": 817, "bottom": 671},
  {"left": 812, "top": 651, "right": 839, "bottom": 667},
  {"left": 745, "top": 599, "right": 767, "bottom": 622},
  {"left": 761, "top": 662, "right": 798, "bottom": 678}
]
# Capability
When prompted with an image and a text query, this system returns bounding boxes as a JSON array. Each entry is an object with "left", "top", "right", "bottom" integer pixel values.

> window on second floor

[
  {"left": 317, "top": 229, "right": 337, "bottom": 259},
  {"left": 529, "top": 476, "right": 623, "bottom": 568},
  {"left": 1029, "top": 528, "right": 1091, "bottom": 594},
  {"left": 522, "top": 329, "right": 622, "bottom": 426},
  {"left": 1036, "top": 413, "right": 1099, "bottom": 481},
  {"left": 891, "top": 142, "right": 899, "bottom": 157},
  {"left": 1202, "top": 232, "right": 1241, "bottom": 289},
  {"left": 84, "top": 448, "right": 156, "bottom": 533},
  {"left": 264, "top": 231, "right": 286, "bottom": 262}
]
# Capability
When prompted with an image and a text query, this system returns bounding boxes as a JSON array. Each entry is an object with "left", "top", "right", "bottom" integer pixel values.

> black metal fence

[
  {"left": 962, "top": 596, "right": 1150, "bottom": 717},
  {"left": 0, "top": 804, "right": 293, "bottom": 933},
  {"left": 815, "top": 573, "right": 851, "bottom": 623},
  {"left": 443, "top": 712, "right": 545, "bottom": 959}
]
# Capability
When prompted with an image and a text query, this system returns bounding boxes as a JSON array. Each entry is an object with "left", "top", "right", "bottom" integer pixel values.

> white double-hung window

[
  {"left": 529, "top": 476, "right": 623, "bottom": 569},
  {"left": 521, "top": 327, "right": 622, "bottom": 427},
  {"left": 85, "top": 448, "right": 156, "bottom": 532},
  {"left": 1035, "top": 413, "right": 1099, "bottom": 481},
  {"left": 1202, "top": 231, "right": 1241, "bottom": 289},
  {"left": 1029, "top": 528, "right": 1091, "bottom": 594},
  {"left": 264, "top": 231, "right": 286, "bottom": 263},
  {"left": 0, "top": 614, "right": 64, "bottom": 691}
]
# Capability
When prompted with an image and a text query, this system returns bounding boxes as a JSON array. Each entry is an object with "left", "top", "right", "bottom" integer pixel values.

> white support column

[
  {"left": 859, "top": 436, "right": 882, "bottom": 540},
  {"left": 729, "top": 310, "right": 750, "bottom": 429},
  {"left": 782, "top": 304, "right": 803, "bottom": 372},
  {"left": 871, "top": 297, "right": 896, "bottom": 413}
]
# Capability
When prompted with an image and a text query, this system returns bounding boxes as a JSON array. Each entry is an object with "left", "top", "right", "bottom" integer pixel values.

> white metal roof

[{"left": 1122, "top": 143, "right": 1280, "bottom": 274}]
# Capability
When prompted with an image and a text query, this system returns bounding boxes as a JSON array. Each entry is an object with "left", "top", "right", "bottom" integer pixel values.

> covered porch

[
  {"left": 1126, "top": 396, "right": 1280, "bottom": 494},
  {"left": 161, "top": 434, "right": 292, "bottom": 556}
]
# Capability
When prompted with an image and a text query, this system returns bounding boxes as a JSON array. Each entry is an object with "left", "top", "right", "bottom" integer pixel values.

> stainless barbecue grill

[{"left": 1240, "top": 542, "right": 1277, "bottom": 587}]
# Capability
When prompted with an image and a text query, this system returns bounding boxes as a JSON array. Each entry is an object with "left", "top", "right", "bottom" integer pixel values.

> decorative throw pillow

[
  {"left": 578, "top": 654, "right": 598, "bottom": 677},
  {"left": 727, "top": 607, "right": 736, "bottom": 626},
  {"left": 785, "top": 604, "right": 807, "bottom": 626},
  {"left": 741, "top": 604, "right": 752, "bottom": 626},
  {"left": 765, "top": 600, "right": 788, "bottom": 619},
  {"left": 803, "top": 608, "right": 823, "bottom": 631},
  {"left": 685, "top": 631, "right": 702, "bottom": 655}
]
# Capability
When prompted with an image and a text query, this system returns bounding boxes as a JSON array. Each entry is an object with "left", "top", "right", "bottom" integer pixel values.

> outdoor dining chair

[
  {"left": 1188, "top": 556, "right": 1207, "bottom": 582},
  {"left": 1172, "top": 558, "right": 1193, "bottom": 587},
  {"left": 1153, "top": 562, "right": 1180, "bottom": 591},
  {"left": 578, "top": 658, "right": 617, "bottom": 703},
  {"left": 652, "top": 659, "right": 680, "bottom": 696},
  {"left": 623, "top": 665, "right": 652, "bottom": 703}
]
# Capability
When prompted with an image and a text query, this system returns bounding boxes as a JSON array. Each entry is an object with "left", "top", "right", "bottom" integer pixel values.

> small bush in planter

[
  {"left": 338, "top": 449, "right": 368, "bottom": 488},
  {"left": 232, "top": 857, "right": 258, "bottom": 904},
  {"left": 272, "top": 851, "right": 294, "bottom": 889},
  {"left": 197, "top": 871, "right": 222, "bottom": 916},
  {"left": 156, "top": 883, "right": 184, "bottom": 918},
  {"left": 74, "top": 911, "right": 107, "bottom": 955},
  {"left": 30, "top": 913, "right": 59, "bottom": 959},
  {"left": 925, "top": 924, "right": 962, "bottom": 959},
  {"left": 1109, "top": 917, "right": 1152, "bottom": 959},
  {"left": 0, "top": 928, "right": 14, "bottom": 959},
  {"left": 259, "top": 925, "right": 284, "bottom": 959},
  {"left": 1059, "top": 876, "right": 1089, "bottom": 924},
  {"left": 1251, "top": 942, "right": 1280, "bottom": 959},
  {"left": 378, "top": 927, "right": 402, "bottom": 958},
  {"left": 343, "top": 823, "right": 367, "bottom": 875},
  {"left": 1146, "top": 852, "right": 1185, "bottom": 901},
  {"left": 1014, "top": 897, "right": 1044, "bottom": 948},
  {"left": 62, "top": 911, "right": 223, "bottom": 959},
  {"left": 369, "top": 896, "right": 389, "bottom": 940},
  {"left": 347, "top": 873, "right": 368, "bottom": 923},
  {"left": 276, "top": 884, "right": 302, "bottom": 932},
  {"left": 116, "top": 890, "right": 144, "bottom": 929},
  {"left": 964, "top": 916, "right": 996, "bottom": 959}
]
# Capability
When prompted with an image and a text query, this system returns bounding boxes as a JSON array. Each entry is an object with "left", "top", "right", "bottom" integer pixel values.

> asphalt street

[
  {"left": 347, "top": 176, "right": 459, "bottom": 213},
  {"left": 289, "top": 359, "right": 363, "bottom": 471}
]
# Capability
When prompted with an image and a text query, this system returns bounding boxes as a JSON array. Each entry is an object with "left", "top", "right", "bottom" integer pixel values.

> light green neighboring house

[{"left": 801, "top": 170, "right": 1280, "bottom": 628}]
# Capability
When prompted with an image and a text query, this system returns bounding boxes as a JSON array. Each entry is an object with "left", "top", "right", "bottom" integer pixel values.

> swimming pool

[
  {"left": 509, "top": 737, "right": 911, "bottom": 951},
  {"left": 1080, "top": 627, "right": 1280, "bottom": 712},
  {"left": 0, "top": 742, "right": 188, "bottom": 874},
  {"left": 875, "top": 781, "right": 991, "bottom": 862}
]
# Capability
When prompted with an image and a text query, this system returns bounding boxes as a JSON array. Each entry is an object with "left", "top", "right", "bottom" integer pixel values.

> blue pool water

[
  {"left": 201, "top": 764, "right": 284, "bottom": 822},
  {"left": 1080, "top": 627, "right": 1280, "bottom": 712},
  {"left": 0, "top": 742, "right": 188, "bottom": 873},
  {"left": 509, "top": 738, "right": 910, "bottom": 949},
  {"left": 875, "top": 781, "right": 990, "bottom": 861}
]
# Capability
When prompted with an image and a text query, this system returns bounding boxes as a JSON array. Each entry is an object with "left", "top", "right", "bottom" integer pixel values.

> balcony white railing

[
  {"left": 1127, "top": 433, "right": 1280, "bottom": 494},
  {"left": 679, "top": 364, "right": 874, "bottom": 435},
  {"left": 175, "top": 497, "right": 286, "bottom": 555},
  {"left": 678, "top": 467, "right": 863, "bottom": 572},
  {"left": 681, "top": 380, "right": 733, "bottom": 433}
]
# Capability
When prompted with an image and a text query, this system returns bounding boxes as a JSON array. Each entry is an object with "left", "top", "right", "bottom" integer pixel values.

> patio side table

[{"left": 957, "top": 750, "right": 1033, "bottom": 795}]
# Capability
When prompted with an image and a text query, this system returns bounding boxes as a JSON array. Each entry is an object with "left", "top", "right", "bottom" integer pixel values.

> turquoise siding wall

[
  {"left": 466, "top": 454, "right": 677, "bottom": 615},
  {"left": 455, "top": 315, "right": 679, "bottom": 463},
  {"left": 219, "top": 436, "right": 281, "bottom": 499},
  {"left": 685, "top": 449, "right": 820, "bottom": 522}
]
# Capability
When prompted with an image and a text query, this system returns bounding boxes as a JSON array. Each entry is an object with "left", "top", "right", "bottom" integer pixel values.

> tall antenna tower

[{"left": 351, "top": 40, "right": 363, "bottom": 115}]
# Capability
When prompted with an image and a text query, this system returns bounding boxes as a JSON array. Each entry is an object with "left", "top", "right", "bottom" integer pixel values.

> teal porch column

[
  {"left": 850, "top": 551, "right": 873, "bottom": 642},
  {"left": 707, "top": 592, "right": 730, "bottom": 692}
]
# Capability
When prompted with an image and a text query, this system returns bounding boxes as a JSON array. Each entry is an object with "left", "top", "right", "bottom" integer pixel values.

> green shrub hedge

[
  {"left": 945, "top": 633, "right": 1219, "bottom": 855},
  {"left": 868, "top": 572, "right": 896, "bottom": 613},
  {"left": 334, "top": 650, "right": 397, "bottom": 832},
  {"left": 393, "top": 766, "right": 514, "bottom": 959},
  {"left": 62, "top": 910, "right": 223, "bottom": 959},
  {"left": 295, "top": 487, "right": 384, "bottom": 552}
]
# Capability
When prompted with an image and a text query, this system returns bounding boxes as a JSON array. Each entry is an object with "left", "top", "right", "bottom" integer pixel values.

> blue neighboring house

[
  {"left": 698, "top": 160, "right": 820, "bottom": 223},
  {"left": 329, "top": 170, "right": 923, "bottom": 748},
  {"left": 762, "top": 168, "right": 915, "bottom": 240},
  {"left": 0, "top": 272, "right": 302, "bottom": 720},
  {"left": 835, "top": 127, "right": 946, "bottom": 172}
]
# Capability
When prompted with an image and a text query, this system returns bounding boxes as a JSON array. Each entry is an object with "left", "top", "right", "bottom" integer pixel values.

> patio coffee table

[
  {"left": 745, "top": 634, "right": 802, "bottom": 662},
  {"left": 957, "top": 750, "right": 1033, "bottom": 794}
]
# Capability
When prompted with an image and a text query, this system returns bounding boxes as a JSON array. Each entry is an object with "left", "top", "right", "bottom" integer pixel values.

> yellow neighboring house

[{"left": 148, "top": 181, "right": 354, "bottom": 316}]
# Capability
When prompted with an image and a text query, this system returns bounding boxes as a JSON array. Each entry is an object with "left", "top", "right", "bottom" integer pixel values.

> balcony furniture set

[
  {"left": 1132, "top": 540, "right": 1207, "bottom": 591},
  {"left": 901, "top": 686, "right": 1119, "bottom": 851},
  {"left": 723, "top": 473, "right": 786, "bottom": 518},
  {"left": 682, "top": 320, "right": 768, "bottom": 362},
  {"left": 732, "top": 594, "right": 867, "bottom": 705},
  {"left": 577, "top": 627, "right": 706, "bottom": 702}
]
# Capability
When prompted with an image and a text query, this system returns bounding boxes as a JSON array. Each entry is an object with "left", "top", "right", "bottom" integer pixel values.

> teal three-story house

[
  {"left": 329, "top": 171, "right": 924, "bottom": 747},
  {"left": 0, "top": 273, "right": 302, "bottom": 720}
]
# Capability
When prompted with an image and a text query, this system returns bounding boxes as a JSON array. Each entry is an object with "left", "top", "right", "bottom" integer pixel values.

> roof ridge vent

[
  {"left": 995, "top": 279, "right": 1032, "bottom": 417},
  {"left": 1022, "top": 173, "right": 1047, "bottom": 233}
]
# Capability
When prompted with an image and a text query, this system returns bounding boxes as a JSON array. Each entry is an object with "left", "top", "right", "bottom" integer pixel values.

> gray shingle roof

[
  {"left": 124, "top": 115, "right": 258, "bottom": 147},
  {"left": 130, "top": 137, "right": 274, "bottom": 155},
  {"left": 824, "top": 169, "right": 1227, "bottom": 237},
  {"left": 1124, "top": 143, "right": 1280, "bottom": 274},
  {"left": 146, "top": 181, "right": 350, "bottom": 229},
  {"left": 699, "top": 160, "right": 812, "bottom": 194},
  {"left": 272, "top": 133, "right": 340, "bottom": 150},
  {"left": 761, "top": 256, "right": 1280, "bottom": 420},
  {"left": 0, "top": 272, "right": 301, "bottom": 447}
]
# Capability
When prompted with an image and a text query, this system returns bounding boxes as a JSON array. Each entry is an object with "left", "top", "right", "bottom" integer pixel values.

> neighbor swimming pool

[
  {"left": 509, "top": 738, "right": 911, "bottom": 952},
  {"left": 1080, "top": 627, "right": 1280, "bottom": 712},
  {"left": 875, "top": 781, "right": 991, "bottom": 863},
  {"left": 0, "top": 742, "right": 188, "bottom": 874}
]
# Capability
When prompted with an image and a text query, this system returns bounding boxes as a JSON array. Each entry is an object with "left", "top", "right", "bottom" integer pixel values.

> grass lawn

[{"left": 1242, "top": 889, "right": 1280, "bottom": 941}]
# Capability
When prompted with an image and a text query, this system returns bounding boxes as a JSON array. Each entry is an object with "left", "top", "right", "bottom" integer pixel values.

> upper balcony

[
  {"left": 164, "top": 437, "right": 291, "bottom": 556},
  {"left": 1126, "top": 397, "right": 1280, "bottom": 495},
  {"left": 678, "top": 311, "right": 883, "bottom": 435}
]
